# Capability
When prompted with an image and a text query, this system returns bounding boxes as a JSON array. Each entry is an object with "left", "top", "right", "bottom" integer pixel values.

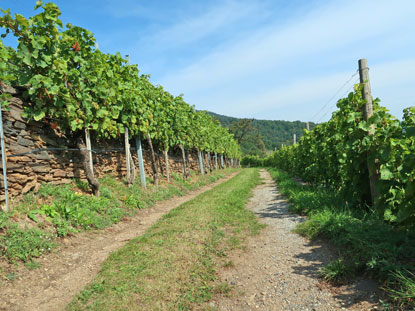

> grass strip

[
  {"left": 267, "top": 168, "right": 415, "bottom": 309},
  {"left": 0, "top": 169, "right": 234, "bottom": 265},
  {"left": 66, "top": 168, "right": 263, "bottom": 311}
]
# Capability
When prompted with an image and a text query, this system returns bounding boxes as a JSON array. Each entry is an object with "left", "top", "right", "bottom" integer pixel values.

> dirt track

[
  {"left": 0, "top": 172, "right": 238, "bottom": 311},
  {"left": 213, "top": 170, "right": 381, "bottom": 311}
]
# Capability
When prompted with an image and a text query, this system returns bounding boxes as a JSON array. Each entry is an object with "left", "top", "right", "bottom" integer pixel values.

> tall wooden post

[
  {"left": 359, "top": 59, "right": 374, "bottom": 121},
  {"left": 125, "top": 127, "right": 131, "bottom": 185},
  {"left": 306, "top": 122, "right": 310, "bottom": 131},
  {"left": 0, "top": 105, "right": 9, "bottom": 212},
  {"left": 215, "top": 152, "right": 218, "bottom": 170},
  {"left": 85, "top": 129, "right": 94, "bottom": 177},
  {"left": 293, "top": 134, "right": 296, "bottom": 145},
  {"left": 358, "top": 58, "right": 377, "bottom": 204},
  {"left": 198, "top": 150, "right": 204, "bottom": 175},
  {"left": 164, "top": 149, "right": 170, "bottom": 182},
  {"left": 179, "top": 144, "right": 187, "bottom": 179}
]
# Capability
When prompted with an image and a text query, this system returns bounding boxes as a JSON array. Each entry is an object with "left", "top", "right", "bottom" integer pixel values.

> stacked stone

[{"left": 0, "top": 86, "right": 203, "bottom": 202}]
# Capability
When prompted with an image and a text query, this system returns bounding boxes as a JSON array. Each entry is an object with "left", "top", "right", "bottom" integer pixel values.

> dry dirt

[
  {"left": 212, "top": 170, "right": 382, "bottom": 311},
  {"left": 0, "top": 172, "right": 238, "bottom": 311}
]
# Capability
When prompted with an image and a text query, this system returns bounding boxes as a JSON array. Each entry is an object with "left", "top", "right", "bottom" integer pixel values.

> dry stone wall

[{"left": 0, "top": 87, "right": 199, "bottom": 201}]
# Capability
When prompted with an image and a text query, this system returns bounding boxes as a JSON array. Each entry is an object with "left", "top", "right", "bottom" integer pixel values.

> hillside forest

[{"left": 208, "top": 111, "right": 316, "bottom": 156}]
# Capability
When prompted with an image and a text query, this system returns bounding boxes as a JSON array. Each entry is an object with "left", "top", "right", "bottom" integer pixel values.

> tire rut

[{"left": 0, "top": 172, "right": 238, "bottom": 311}]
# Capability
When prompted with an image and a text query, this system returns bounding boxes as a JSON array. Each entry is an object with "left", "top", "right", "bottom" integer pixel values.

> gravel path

[
  {"left": 0, "top": 172, "right": 238, "bottom": 311},
  {"left": 214, "top": 170, "right": 381, "bottom": 311}
]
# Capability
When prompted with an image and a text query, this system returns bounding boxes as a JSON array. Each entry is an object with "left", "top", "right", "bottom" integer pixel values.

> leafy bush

[
  {"left": 264, "top": 87, "right": 415, "bottom": 226},
  {"left": 269, "top": 168, "right": 415, "bottom": 307}
]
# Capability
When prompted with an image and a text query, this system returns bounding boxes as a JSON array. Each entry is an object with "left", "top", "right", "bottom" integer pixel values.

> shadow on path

[{"left": 254, "top": 178, "right": 382, "bottom": 309}]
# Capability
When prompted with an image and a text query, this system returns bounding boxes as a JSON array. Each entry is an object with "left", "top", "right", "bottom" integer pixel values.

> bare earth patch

[
  {"left": 0, "top": 172, "right": 238, "bottom": 311},
  {"left": 212, "top": 170, "right": 382, "bottom": 311}
]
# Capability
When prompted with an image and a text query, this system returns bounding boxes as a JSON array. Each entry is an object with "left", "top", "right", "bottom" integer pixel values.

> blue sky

[{"left": 1, "top": 0, "right": 414, "bottom": 122}]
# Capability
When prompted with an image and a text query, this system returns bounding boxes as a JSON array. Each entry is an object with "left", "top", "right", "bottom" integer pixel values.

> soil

[
  {"left": 0, "top": 170, "right": 385, "bottom": 311},
  {"left": 212, "top": 170, "right": 383, "bottom": 311},
  {"left": 0, "top": 172, "right": 238, "bottom": 311}
]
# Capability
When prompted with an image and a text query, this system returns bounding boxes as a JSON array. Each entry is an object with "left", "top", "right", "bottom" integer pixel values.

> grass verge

[
  {"left": 267, "top": 168, "right": 415, "bottom": 309},
  {"left": 0, "top": 169, "right": 234, "bottom": 266},
  {"left": 66, "top": 168, "right": 263, "bottom": 311}
]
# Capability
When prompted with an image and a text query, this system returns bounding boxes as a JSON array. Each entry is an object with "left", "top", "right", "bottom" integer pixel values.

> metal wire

[
  {"left": 316, "top": 77, "right": 360, "bottom": 123},
  {"left": 311, "top": 70, "right": 359, "bottom": 122}
]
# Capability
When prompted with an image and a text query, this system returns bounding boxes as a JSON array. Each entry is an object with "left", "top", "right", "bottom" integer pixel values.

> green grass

[
  {"left": 66, "top": 168, "right": 263, "bottom": 311},
  {"left": 320, "top": 258, "right": 348, "bottom": 283},
  {"left": 267, "top": 168, "right": 415, "bottom": 309},
  {"left": 0, "top": 169, "right": 234, "bottom": 265}
]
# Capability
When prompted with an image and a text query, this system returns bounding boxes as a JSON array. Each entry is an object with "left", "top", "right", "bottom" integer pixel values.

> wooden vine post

[
  {"left": 215, "top": 153, "right": 218, "bottom": 170},
  {"left": 358, "top": 58, "right": 377, "bottom": 204},
  {"left": 306, "top": 122, "right": 310, "bottom": 131},
  {"left": 179, "top": 144, "right": 187, "bottom": 179},
  {"left": 80, "top": 128, "right": 99, "bottom": 195},
  {"left": 125, "top": 127, "right": 132, "bottom": 186},
  {"left": 0, "top": 105, "right": 9, "bottom": 212},
  {"left": 85, "top": 129, "right": 94, "bottom": 177},
  {"left": 207, "top": 151, "right": 212, "bottom": 173},
  {"left": 147, "top": 133, "right": 159, "bottom": 186},
  {"left": 164, "top": 149, "right": 170, "bottom": 182},
  {"left": 198, "top": 149, "right": 204, "bottom": 175},
  {"left": 293, "top": 133, "right": 296, "bottom": 145}
]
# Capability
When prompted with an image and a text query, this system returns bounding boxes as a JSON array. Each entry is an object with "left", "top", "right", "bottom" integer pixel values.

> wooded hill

[{"left": 207, "top": 111, "right": 316, "bottom": 155}]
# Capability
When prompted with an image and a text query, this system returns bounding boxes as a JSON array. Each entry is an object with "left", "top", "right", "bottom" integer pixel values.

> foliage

[
  {"left": 209, "top": 111, "right": 316, "bottom": 154},
  {"left": 264, "top": 85, "right": 415, "bottom": 226},
  {"left": 241, "top": 155, "right": 264, "bottom": 167},
  {"left": 0, "top": 225, "right": 56, "bottom": 262},
  {"left": 0, "top": 1, "right": 241, "bottom": 165},
  {"left": 320, "top": 258, "right": 348, "bottom": 283},
  {"left": 228, "top": 118, "right": 266, "bottom": 156},
  {"left": 268, "top": 168, "right": 415, "bottom": 308},
  {"left": 386, "top": 270, "right": 415, "bottom": 308}
]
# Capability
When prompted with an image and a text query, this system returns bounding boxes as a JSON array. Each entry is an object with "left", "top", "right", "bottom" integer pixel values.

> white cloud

[
  {"left": 371, "top": 58, "right": 415, "bottom": 118},
  {"left": 157, "top": 0, "right": 415, "bottom": 120},
  {"left": 188, "top": 57, "right": 415, "bottom": 122},
  {"left": 191, "top": 70, "right": 360, "bottom": 121},
  {"left": 144, "top": 1, "right": 260, "bottom": 50}
]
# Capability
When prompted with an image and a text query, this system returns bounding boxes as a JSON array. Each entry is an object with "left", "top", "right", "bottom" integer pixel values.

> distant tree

[{"left": 228, "top": 119, "right": 266, "bottom": 156}]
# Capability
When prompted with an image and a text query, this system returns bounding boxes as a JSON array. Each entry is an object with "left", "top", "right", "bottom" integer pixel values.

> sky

[{"left": 0, "top": 0, "right": 414, "bottom": 122}]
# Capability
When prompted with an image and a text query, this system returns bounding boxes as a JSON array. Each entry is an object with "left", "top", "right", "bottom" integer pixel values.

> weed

[
  {"left": 385, "top": 270, "right": 415, "bottom": 309},
  {"left": 0, "top": 225, "right": 56, "bottom": 262},
  {"left": 6, "top": 272, "right": 17, "bottom": 281},
  {"left": 213, "top": 282, "right": 232, "bottom": 295},
  {"left": 74, "top": 179, "right": 90, "bottom": 192},
  {"left": 223, "top": 260, "right": 234, "bottom": 268},
  {"left": 320, "top": 258, "right": 348, "bottom": 283},
  {"left": 25, "top": 260, "right": 41, "bottom": 270},
  {"left": 0, "top": 212, "right": 9, "bottom": 230}
]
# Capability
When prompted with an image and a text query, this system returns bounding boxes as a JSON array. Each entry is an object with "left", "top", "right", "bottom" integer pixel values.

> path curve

[
  {"left": 0, "top": 172, "right": 238, "bottom": 311},
  {"left": 214, "top": 170, "right": 380, "bottom": 311}
]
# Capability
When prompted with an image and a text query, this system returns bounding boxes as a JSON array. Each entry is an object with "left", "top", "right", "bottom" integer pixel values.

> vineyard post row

[{"left": 0, "top": 106, "right": 8, "bottom": 212}]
